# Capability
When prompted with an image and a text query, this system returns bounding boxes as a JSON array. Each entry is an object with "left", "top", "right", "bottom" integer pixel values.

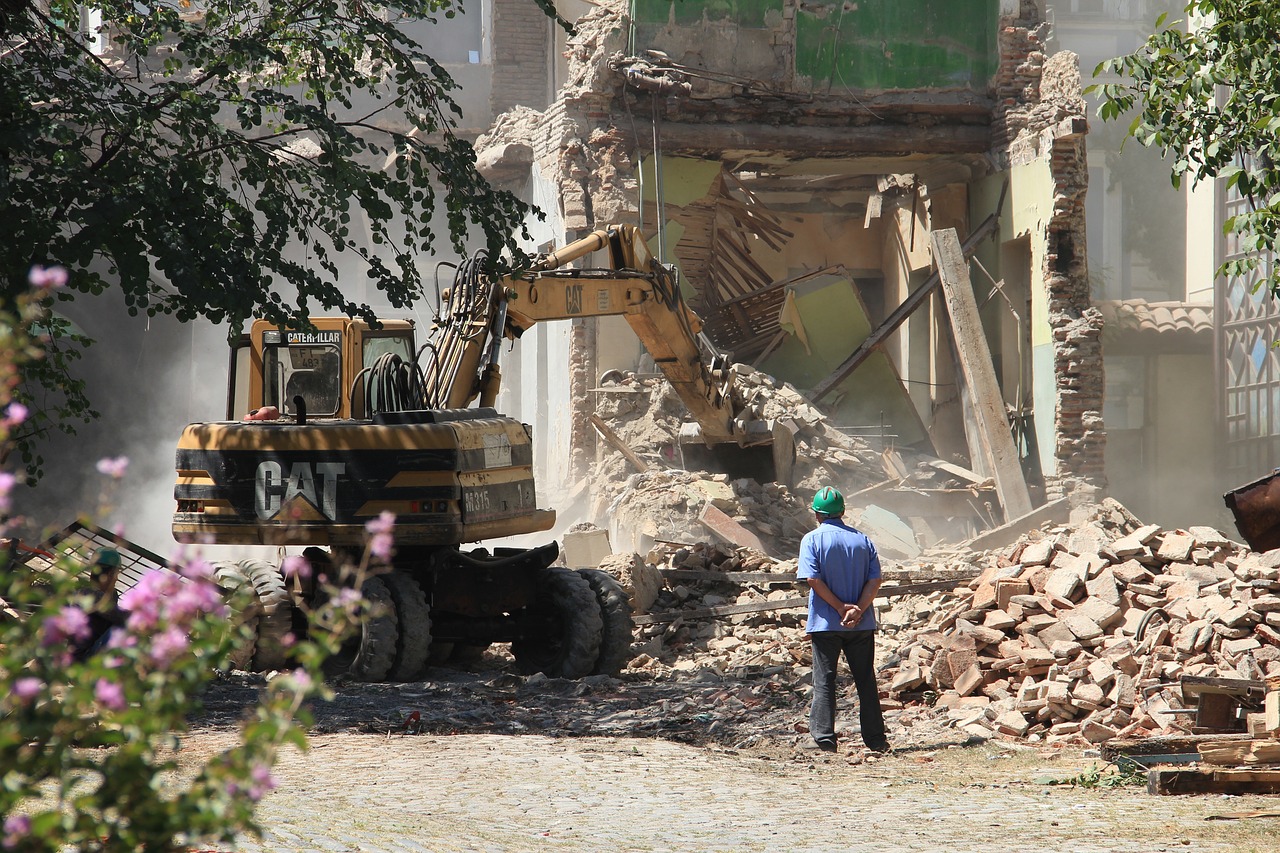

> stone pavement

[{"left": 176, "top": 732, "right": 1279, "bottom": 853}]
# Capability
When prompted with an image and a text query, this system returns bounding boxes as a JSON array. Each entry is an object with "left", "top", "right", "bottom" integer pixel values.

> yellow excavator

[{"left": 173, "top": 224, "right": 791, "bottom": 681}]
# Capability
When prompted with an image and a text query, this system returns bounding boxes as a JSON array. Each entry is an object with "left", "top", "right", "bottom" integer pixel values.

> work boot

[{"left": 798, "top": 738, "right": 837, "bottom": 753}]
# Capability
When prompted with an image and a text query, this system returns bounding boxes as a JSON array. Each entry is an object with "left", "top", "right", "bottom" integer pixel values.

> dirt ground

[{"left": 184, "top": 659, "right": 1280, "bottom": 853}]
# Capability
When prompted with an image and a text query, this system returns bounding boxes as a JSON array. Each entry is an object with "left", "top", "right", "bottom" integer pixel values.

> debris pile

[
  {"left": 881, "top": 500, "right": 1280, "bottom": 746},
  {"left": 591, "top": 368, "right": 916, "bottom": 555},
  {"left": 617, "top": 538, "right": 982, "bottom": 684}
]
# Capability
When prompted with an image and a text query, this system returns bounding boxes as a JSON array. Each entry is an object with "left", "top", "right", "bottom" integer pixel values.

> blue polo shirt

[{"left": 797, "top": 517, "right": 880, "bottom": 633}]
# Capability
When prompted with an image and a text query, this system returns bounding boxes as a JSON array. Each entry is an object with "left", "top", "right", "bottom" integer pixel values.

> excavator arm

[{"left": 422, "top": 225, "right": 771, "bottom": 447}]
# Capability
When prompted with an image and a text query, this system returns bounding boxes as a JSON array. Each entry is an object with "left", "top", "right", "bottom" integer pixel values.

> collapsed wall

[{"left": 478, "top": 0, "right": 1104, "bottom": 506}]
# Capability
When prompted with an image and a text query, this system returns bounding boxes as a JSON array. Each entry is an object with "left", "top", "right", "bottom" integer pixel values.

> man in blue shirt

[{"left": 796, "top": 486, "right": 888, "bottom": 753}]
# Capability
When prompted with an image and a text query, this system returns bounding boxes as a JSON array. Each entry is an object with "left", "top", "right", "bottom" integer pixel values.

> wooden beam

[
  {"left": 810, "top": 208, "right": 1002, "bottom": 402},
  {"left": 932, "top": 227, "right": 1033, "bottom": 521},
  {"left": 644, "top": 121, "right": 993, "bottom": 159},
  {"left": 861, "top": 487, "right": 996, "bottom": 518},
  {"left": 633, "top": 597, "right": 807, "bottom": 626},
  {"left": 1102, "top": 732, "right": 1253, "bottom": 763},
  {"left": 1149, "top": 767, "right": 1280, "bottom": 796},
  {"left": 962, "top": 497, "right": 1070, "bottom": 552},
  {"left": 588, "top": 414, "right": 648, "bottom": 473},
  {"left": 633, "top": 577, "right": 978, "bottom": 625}
]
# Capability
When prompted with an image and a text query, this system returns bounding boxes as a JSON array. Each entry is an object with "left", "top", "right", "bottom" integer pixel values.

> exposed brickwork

[
  {"left": 490, "top": 0, "right": 552, "bottom": 115},
  {"left": 993, "top": 0, "right": 1106, "bottom": 497}
]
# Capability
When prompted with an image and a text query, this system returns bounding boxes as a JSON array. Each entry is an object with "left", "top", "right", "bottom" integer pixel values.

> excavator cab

[{"left": 226, "top": 318, "right": 416, "bottom": 420}]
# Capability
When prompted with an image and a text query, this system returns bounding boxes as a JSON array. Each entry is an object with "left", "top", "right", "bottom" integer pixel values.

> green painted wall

[
  {"left": 632, "top": 0, "right": 998, "bottom": 91},
  {"left": 760, "top": 276, "right": 928, "bottom": 447}
]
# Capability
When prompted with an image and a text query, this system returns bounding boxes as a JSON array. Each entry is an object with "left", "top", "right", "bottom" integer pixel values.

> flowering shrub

[{"left": 0, "top": 268, "right": 371, "bottom": 851}]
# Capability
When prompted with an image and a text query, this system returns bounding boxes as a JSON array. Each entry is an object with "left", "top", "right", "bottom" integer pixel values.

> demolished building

[{"left": 480, "top": 0, "right": 1103, "bottom": 548}]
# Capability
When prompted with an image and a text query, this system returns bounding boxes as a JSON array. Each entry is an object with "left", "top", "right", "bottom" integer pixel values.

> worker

[
  {"left": 74, "top": 548, "right": 126, "bottom": 661},
  {"left": 796, "top": 486, "right": 889, "bottom": 754}
]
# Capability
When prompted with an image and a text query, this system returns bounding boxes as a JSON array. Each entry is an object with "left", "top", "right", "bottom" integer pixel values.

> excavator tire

[
  {"left": 211, "top": 561, "right": 259, "bottom": 671},
  {"left": 511, "top": 567, "right": 603, "bottom": 679},
  {"left": 348, "top": 576, "right": 399, "bottom": 682},
  {"left": 575, "top": 569, "right": 635, "bottom": 676},
  {"left": 382, "top": 572, "right": 431, "bottom": 681},
  {"left": 243, "top": 560, "right": 292, "bottom": 672}
]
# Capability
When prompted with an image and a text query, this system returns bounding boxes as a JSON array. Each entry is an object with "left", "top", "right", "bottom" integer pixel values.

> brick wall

[{"left": 491, "top": 0, "right": 552, "bottom": 115}]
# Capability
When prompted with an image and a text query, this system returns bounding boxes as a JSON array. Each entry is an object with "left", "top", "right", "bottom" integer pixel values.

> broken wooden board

[
  {"left": 657, "top": 571, "right": 976, "bottom": 597},
  {"left": 809, "top": 209, "right": 1001, "bottom": 403},
  {"left": 962, "top": 497, "right": 1070, "bottom": 552},
  {"left": 1102, "top": 732, "right": 1253, "bottom": 764},
  {"left": 589, "top": 414, "right": 649, "bottom": 473},
  {"left": 1198, "top": 739, "right": 1280, "bottom": 766},
  {"left": 634, "top": 577, "right": 978, "bottom": 625},
  {"left": 1149, "top": 767, "right": 1280, "bottom": 796},
  {"left": 633, "top": 597, "right": 807, "bottom": 626},
  {"left": 932, "top": 227, "right": 1032, "bottom": 521}
]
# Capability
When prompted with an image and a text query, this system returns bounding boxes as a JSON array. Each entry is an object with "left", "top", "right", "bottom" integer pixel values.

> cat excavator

[{"left": 173, "top": 224, "right": 794, "bottom": 681}]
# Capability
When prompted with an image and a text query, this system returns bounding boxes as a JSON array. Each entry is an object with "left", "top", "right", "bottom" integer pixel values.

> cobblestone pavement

[{"left": 177, "top": 730, "right": 1280, "bottom": 853}]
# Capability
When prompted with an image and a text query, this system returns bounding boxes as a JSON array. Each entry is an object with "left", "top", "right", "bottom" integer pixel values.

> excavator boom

[{"left": 423, "top": 224, "right": 775, "bottom": 448}]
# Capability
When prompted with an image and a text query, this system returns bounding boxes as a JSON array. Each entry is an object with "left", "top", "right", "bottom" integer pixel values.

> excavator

[{"left": 173, "top": 224, "right": 793, "bottom": 681}]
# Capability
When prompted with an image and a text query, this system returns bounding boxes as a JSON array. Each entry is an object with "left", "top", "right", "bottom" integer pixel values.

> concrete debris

[
  {"left": 589, "top": 367, "right": 981, "bottom": 556},
  {"left": 590, "top": 496, "right": 1280, "bottom": 751}
]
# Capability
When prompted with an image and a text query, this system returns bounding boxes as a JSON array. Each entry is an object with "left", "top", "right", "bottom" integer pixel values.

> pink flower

[
  {"left": 0, "top": 471, "right": 16, "bottom": 514},
  {"left": 287, "top": 668, "right": 312, "bottom": 691},
  {"left": 27, "top": 265, "right": 67, "bottom": 289},
  {"left": 166, "top": 579, "right": 227, "bottom": 624},
  {"left": 3, "top": 403, "right": 27, "bottom": 427},
  {"left": 282, "top": 554, "right": 311, "bottom": 579},
  {"left": 95, "top": 456, "right": 129, "bottom": 478},
  {"left": 365, "top": 511, "right": 396, "bottom": 563},
  {"left": 13, "top": 677, "right": 41, "bottom": 702},
  {"left": 365, "top": 510, "right": 396, "bottom": 536},
  {"left": 95, "top": 678, "right": 126, "bottom": 711},
  {"left": 177, "top": 556, "right": 214, "bottom": 581},
  {"left": 148, "top": 626, "right": 189, "bottom": 668},
  {"left": 248, "top": 763, "right": 277, "bottom": 801},
  {"left": 3, "top": 813, "right": 31, "bottom": 848},
  {"left": 121, "top": 570, "right": 181, "bottom": 631},
  {"left": 44, "top": 606, "right": 91, "bottom": 646}
]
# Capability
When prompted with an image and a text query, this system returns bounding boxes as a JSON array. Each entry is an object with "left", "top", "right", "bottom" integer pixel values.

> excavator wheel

[
  {"left": 242, "top": 560, "right": 293, "bottom": 672},
  {"left": 576, "top": 569, "right": 635, "bottom": 676},
  {"left": 211, "top": 561, "right": 259, "bottom": 671},
  {"left": 381, "top": 572, "right": 432, "bottom": 681},
  {"left": 511, "top": 567, "right": 603, "bottom": 679},
  {"left": 347, "top": 576, "right": 400, "bottom": 682}
]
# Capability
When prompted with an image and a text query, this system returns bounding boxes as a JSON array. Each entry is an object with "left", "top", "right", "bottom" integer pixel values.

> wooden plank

[
  {"left": 1102, "top": 732, "right": 1253, "bottom": 763},
  {"left": 656, "top": 572, "right": 976, "bottom": 597},
  {"left": 698, "top": 503, "right": 767, "bottom": 552},
  {"left": 1149, "top": 767, "right": 1280, "bottom": 796},
  {"left": 923, "top": 458, "right": 989, "bottom": 486},
  {"left": 632, "top": 597, "right": 807, "bottom": 626},
  {"left": 588, "top": 414, "right": 648, "bottom": 473},
  {"left": 932, "top": 227, "right": 1033, "bottom": 521},
  {"left": 1182, "top": 675, "right": 1265, "bottom": 699},
  {"left": 810, "top": 208, "right": 1002, "bottom": 402},
  {"left": 962, "top": 497, "right": 1070, "bottom": 552}
]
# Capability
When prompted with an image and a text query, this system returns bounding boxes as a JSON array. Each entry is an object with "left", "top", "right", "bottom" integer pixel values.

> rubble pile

[
  {"left": 593, "top": 367, "right": 884, "bottom": 501},
  {"left": 605, "top": 470, "right": 813, "bottom": 556},
  {"left": 619, "top": 538, "right": 983, "bottom": 683},
  {"left": 881, "top": 500, "right": 1280, "bottom": 746}
]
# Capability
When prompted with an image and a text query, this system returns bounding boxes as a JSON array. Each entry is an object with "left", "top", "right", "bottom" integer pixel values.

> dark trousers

[{"left": 809, "top": 630, "right": 887, "bottom": 749}]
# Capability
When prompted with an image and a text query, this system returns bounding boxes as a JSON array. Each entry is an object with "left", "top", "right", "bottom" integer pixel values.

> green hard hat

[
  {"left": 811, "top": 486, "right": 844, "bottom": 515},
  {"left": 94, "top": 548, "right": 122, "bottom": 568}
]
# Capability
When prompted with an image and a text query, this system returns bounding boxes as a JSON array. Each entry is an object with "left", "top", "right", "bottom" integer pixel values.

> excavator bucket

[
  {"left": 676, "top": 420, "right": 797, "bottom": 486},
  {"left": 1225, "top": 469, "right": 1280, "bottom": 552}
]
